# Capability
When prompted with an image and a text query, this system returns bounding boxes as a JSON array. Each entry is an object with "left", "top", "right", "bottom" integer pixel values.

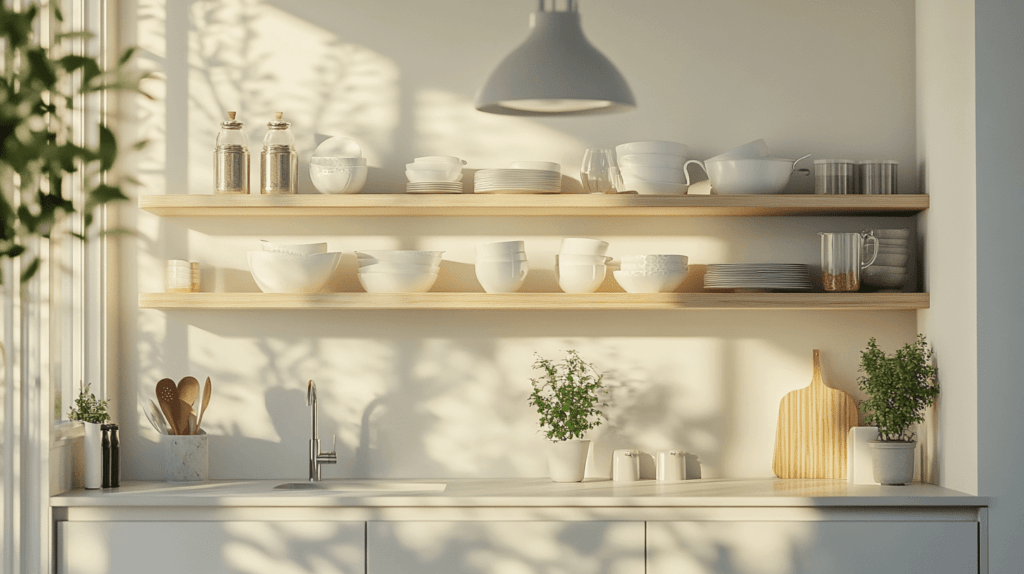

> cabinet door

[
  {"left": 368, "top": 521, "right": 644, "bottom": 574},
  {"left": 647, "top": 521, "right": 977, "bottom": 574},
  {"left": 58, "top": 521, "right": 364, "bottom": 574}
]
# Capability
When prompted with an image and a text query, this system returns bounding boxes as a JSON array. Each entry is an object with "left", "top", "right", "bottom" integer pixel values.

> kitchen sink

[{"left": 272, "top": 480, "right": 447, "bottom": 493}]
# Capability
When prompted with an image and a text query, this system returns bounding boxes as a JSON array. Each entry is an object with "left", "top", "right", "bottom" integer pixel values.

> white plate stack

[
  {"left": 474, "top": 163, "right": 561, "bottom": 194},
  {"left": 862, "top": 228, "right": 910, "bottom": 291},
  {"left": 704, "top": 264, "right": 813, "bottom": 291},
  {"left": 406, "top": 156, "right": 466, "bottom": 194}
]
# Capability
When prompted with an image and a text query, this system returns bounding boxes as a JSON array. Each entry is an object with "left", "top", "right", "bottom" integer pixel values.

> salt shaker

[
  {"left": 260, "top": 112, "right": 298, "bottom": 194},
  {"left": 214, "top": 111, "right": 250, "bottom": 194}
]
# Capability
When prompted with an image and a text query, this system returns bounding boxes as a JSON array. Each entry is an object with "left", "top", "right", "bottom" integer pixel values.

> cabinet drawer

[
  {"left": 368, "top": 521, "right": 644, "bottom": 574},
  {"left": 58, "top": 521, "right": 364, "bottom": 574}
]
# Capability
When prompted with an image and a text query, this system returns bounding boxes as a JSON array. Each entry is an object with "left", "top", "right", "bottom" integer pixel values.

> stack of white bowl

[
  {"left": 862, "top": 228, "right": 910, "bottom": 291},
  {"left": 476, "top": 241, "right": 529, "bottom": 293},
  {"left": 165, "top": 260, "right": 199, "bottom": 293},
  {"left": 613, "top": 255, "right": 689, "bottom": 293},
  {"left": 616, "top": 141, "right": 689, "bottom": 195},
  {"left": 555, "top": 238, "right": 610, "bottom": 294},
  {"left": 406, "top": 156, "right": 465, "bottom": 194},
  {"left": 247, "top": 241, "right": 341, "bottom": 293},
  {"left": 309, "top": 136, "right": 368, "bottom": 194},
  {"left": 355, "top": 250, "right": 443, "bottom": 293}
]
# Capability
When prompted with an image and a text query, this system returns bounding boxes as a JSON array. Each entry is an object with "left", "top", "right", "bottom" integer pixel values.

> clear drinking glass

[{"left": 580, "top": 149, "right": 616, "bottom": 194}]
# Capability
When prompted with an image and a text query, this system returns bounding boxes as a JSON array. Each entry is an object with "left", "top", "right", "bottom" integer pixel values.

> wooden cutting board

[{"left": 772, "top": 350, "right": 859, "bottom": 479}]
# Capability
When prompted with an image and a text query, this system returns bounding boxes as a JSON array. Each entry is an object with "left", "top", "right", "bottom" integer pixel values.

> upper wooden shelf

[
  {"left": 137, "top": 194, "right": 929, "bottom": 217},
  {"left": 139, "top": 292, "right": 929, "bottom": 311}
]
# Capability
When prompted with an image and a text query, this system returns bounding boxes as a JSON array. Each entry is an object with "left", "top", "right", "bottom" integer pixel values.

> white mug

[
  {"left": 656, "top": 450, "right": 687, "bottom": 481},
  {"left": 612, "top": 449, "right": 640, "bottom": 481}
]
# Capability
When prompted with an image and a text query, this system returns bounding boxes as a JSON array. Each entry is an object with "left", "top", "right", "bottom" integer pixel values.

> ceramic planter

[
  {"left": 869, "top": 440, "right": 916, "bottom": 485},
  {"left": 546, "top": 439, "right": 590, "bottom": 482},
  {"left": 83, "top": 422, "right": 102, "bottom": 489}
]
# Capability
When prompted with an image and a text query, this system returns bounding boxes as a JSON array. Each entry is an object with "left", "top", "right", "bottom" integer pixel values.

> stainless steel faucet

[{"left": 306, "top": 380, "right": 336, "bottom": 481}]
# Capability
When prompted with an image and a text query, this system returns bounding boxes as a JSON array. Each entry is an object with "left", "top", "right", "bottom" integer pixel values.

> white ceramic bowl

[
  {"left": 357, "top": 271, "right": 438, "bottom": 294},
  {"left": 511, "top": 161, "right": 560, "bottom": 172},
  {"left": 621, "top": 176, "right": 688, "bottom": 195},
  {"left": 695, "top": 157, "right": 806, "bottom": 195},
  {"left": 358, "top": 261, "right": 439, "bottom": 274},
  {"left": 620, "top": 165, "right": 686, "bottom": 183},
  {"left": 406, "top": 169, "right": 462, "bottom": 183},
  {"left": 555, "top": 264, "right": 606, "bottom": 294},
  {"left": 311, "top": 136, "right": 362, "bottom": 159},
  {"left": 415, "top": 156, "right": 466, "bottom": 165},
  {"left": 309, "top": 164, "right": 368, "bottom": 194},
  {"left": 406, "top": 162, "right": 463, "bottom": 177},
  {"left": 477, "top": 253, "right": 528, "bottom": 263},
  {"left": 309, "top": 156, "right": 366, "bottom": 167},
  {"left": 355, "top": 250, "right": 444, "bottom": 266},
  {"left": 260, "top": 240, "right": 328, "bottom": 255},
  {"left": 618, "top": 153, "right": 687, "bottom": 169},
  {"left": 477, "top": 240, "right": 526, "bottom": 258},
  {"left": 475, "top": 260, "right": 529, "bottom": 293},
  {"left": 555, "top": 254, "right": 612, "bottom": 266},
  {"left": 620, "top": 254, "right": 688, "bottom": 268},
  {"left": 615, "top": 141, "right": 688, "bottom": 157},
  {"left": 559, "top": 238, "right": 609, "bottom": 256},
  {"left": 707, "top": 139, "right": 771, "bottom": 162},
  {"left": 247, "top": 251, "right": 342, "bottom": 294},
  {"left": 613, "top": 268, "right": 689, "bottom": 293}
]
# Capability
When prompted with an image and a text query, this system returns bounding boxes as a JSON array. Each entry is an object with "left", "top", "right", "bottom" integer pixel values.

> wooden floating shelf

[
  {"left": 138, "top": 194, "right": 929, "bottom": 218},
  {"left": 139, "top": 292, "right": 929, "bottom": 311}
]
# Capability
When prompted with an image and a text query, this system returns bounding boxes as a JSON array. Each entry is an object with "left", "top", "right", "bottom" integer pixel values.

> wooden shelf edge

[
  {"left": 138, "top": 292, "right": 930, "bottom": 311},
  {"left": 137, "top": 194, "right": 930, "bottom": 217}
]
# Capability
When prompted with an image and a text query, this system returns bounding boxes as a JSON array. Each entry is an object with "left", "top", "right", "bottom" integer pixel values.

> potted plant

[
  {"left": 528, "top": 350, "right": 606, "bottom": 482},
  {"left": 858, "top": 334, "right": 939, "bottom": 485},
  {"left": 67, "top": 382, "right": 111, "bottom": 489}
]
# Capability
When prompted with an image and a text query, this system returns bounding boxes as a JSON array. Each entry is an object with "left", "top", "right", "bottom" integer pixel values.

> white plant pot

[
  {"left": 869, "top": 440, "right": 916, "bottom": 485},
  {"left": 164, "top": 431, "right": 209, "bottom": 482},
  {"left": 83, "top": 422, "right": 102, "bottom": 490},
  {"left": 546, "top": 440, "right": 590, "bottom": 483}
]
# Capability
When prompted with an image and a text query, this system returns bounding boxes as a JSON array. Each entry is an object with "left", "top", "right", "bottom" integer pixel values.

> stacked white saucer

[{"left": 861, "top": 228, "right": 910, "bottom": 291}]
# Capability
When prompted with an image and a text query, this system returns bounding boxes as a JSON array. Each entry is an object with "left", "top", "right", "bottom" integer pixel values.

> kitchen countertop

[{"left": 50, "top": 478, "right": 986, "bottom": 508}]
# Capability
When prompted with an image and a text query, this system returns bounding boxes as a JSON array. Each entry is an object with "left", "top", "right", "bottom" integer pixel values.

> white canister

[
  {"left": 164, "top": 431, "right": 209, "bottom": 482},
  {"left": 656, "top": 450, "right": 687, "bottom": 481},
  {"left": 83, "top": 422, "right": 103, "bottom": 489},
  {"left": 612, "top": 449, "right": 640, "bottom": 482}
]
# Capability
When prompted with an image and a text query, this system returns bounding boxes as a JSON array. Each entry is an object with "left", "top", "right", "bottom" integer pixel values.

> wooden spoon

[
  {"left": 177, "top": 376, "right": 201, "bottom": 413},
  {"left": 195, "top": 377, "right": 213, "bottom": 434},
  {"left": 155, "top": 378, "right": 181, "bottom": 435},
  {"left": 176, "top": 398, "right": 193, "bottom": 438}
]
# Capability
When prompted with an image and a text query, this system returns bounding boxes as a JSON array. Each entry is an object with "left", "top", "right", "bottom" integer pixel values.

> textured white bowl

[
  {"left": 620, "top": 165, "right": 686, "bottom": 183},
  {"left": 309, "top": 156, "right": 366, "bottom": 166},
  {"left": 357, "top": 271, "right": 438, "bottom": 293},
  {"left": 707, "top": 139, "right": 770, "bottom": 162},
  {"left": 260, "top": 240, "right": 328, "bottom": 255},
  {"left": 356, "top": 250, "right": 444, "bottom": 266},
  {"left": 358, "top": 261, "right": 439, "bottom": 274},
  {"left": 475, "top": 260, "right": 529, "bottom": 293},
  {"left": 620, "top": 254, "right": 688, "bottom": 267},
  {"left": 615, "top": 141, "right": 688, "bottom": 157},
  {"left": 309, "top": 164, "right": 367, "bottom": 194},
  {"left": 618, "top": 153, "right": 687, "bottom": 169},
  {"left": 613, "top": 268, "right": 689, "bottom": 293},
  {"left": 559, "top": 238, "right": 609, "bottom": 256},
  {"left": 477, "top": 240, "right": 526, "bottom": 258},
  {"left": 555, "top": 264, "right": 607, "bottom": 294},
  {"left": 620, "top": 176, "right": 688, "bottom": 195},
  {"left": 247, "top": 251, "right": 341, "bottom": 294}
]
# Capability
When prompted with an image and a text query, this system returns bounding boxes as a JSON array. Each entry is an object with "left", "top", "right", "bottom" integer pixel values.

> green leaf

[
  {"left": 117, "top": 46, "right": 138, "bottom": 66},
  {"left": 87, "top": 183, "right": 129, "bottom": 208},
  {"left": 20, "top": 257, "right": 40, "bottom": 282},
  {"left": 55, "top": 31, "right": 94, "bottom": 42},
  {"left": 98, "top": 124, "right": 117, "bottom": 170}
]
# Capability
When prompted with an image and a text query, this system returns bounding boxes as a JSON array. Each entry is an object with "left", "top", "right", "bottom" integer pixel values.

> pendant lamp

[{"left": 475, "top": 0, "right": 635, "bottom": 116}]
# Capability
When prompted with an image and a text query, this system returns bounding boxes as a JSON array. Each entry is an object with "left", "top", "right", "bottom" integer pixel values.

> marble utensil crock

[{"left": 164, "top": 431, "right": 209, "bottom": 482}]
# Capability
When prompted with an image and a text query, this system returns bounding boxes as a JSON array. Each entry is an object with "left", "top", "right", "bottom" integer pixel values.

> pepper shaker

[
  {"left": 101, "top": 423, "right": 112, "bottom": 488},
  {"left": 214, "top": 111, "right": 250, "bottom": 194},
  {"left": 109, "top": 423, "right": 120, "bottom": 488},
  {"left": 260, "top": 112, "right": 298, "bottom": 194}
]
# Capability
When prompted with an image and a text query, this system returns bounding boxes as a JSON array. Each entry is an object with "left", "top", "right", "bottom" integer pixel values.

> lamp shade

[{"left": 475, "top": 10, "right": 635, "bottom": 116}]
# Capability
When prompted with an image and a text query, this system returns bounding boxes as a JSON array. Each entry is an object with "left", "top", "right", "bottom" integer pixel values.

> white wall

[
  {"left": 974, "top": 0, "right": 1024, "bottom": 571},
  {"left": 915, "top": 0, "right": 977, "bottom": 494},
  {"left": 117, "top": 0, "right": 919, "bottom": 480}
]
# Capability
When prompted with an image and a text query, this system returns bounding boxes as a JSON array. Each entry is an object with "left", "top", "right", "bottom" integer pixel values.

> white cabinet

[
  {"left": 647, "top": 520, "right": 978, "bottom": 574},
  {"left": 58, "top": 521, "right": 364, "bottom": 574},
  {"left": 367, "top": 521, "right": 645, "bottom": 574}
]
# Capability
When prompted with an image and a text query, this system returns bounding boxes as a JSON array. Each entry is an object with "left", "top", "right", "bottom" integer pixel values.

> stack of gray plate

[{"left": 863, "top": 228, "right": 910, "bottom": 290}]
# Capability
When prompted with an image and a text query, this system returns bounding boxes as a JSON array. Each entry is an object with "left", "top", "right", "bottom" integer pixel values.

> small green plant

[
  {"left": 528, "top": 350, "right": 606, "bottom": 442},
  {"left": 67, "top": 382, "right": 110, "bottom": 424},
  {"left": 857, "top": 334, "right": 938, "bottom": 442}
]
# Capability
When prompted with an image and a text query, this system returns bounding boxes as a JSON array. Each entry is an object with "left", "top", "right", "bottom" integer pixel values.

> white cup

[
  {"left": 477, "top": 240, "right": 526, "bottom": 258},
  {"left": 475, "top": 260, "right": 529, "bottom": 293},
  {"left": 612, "top": 449, "right": 640, "bottom": 481},
  {"left": 656, "top": 450, "right": 686, "bottom": 481},
  {"left": 559, "top": 238, "right": 609, "bottom": 256}
]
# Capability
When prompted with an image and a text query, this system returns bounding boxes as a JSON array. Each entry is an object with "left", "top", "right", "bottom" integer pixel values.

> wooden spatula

[
  {"left": 155, "top": 378, "right": 181, "bottom": 435},
  {"left": 195, "top": 377, "right": 212, "bottom": 435},
  {"left": 772, "top": 350, "right": 859, "bottom": 479}
]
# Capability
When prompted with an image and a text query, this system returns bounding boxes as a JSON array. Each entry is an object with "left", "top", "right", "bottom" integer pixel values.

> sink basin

[{"left": 272, "top": 480, "right": 447, "bottom": 493}]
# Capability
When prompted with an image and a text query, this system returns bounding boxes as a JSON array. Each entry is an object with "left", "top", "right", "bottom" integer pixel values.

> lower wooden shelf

[{"left": 138, "top": 292, "right": 929, "bottom": 310}]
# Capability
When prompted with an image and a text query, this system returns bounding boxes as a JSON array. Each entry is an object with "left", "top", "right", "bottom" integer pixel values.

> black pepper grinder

[
  {"left": 101, "top": 424, "right": 111, "bottom": 488},
  {"left": 101, "top": 423, "right": 120, "bottom": 488}
]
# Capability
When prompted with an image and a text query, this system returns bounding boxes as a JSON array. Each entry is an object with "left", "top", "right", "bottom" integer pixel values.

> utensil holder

[{"left": 164, "top": 431, "right": 208, "bottom": 482}]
